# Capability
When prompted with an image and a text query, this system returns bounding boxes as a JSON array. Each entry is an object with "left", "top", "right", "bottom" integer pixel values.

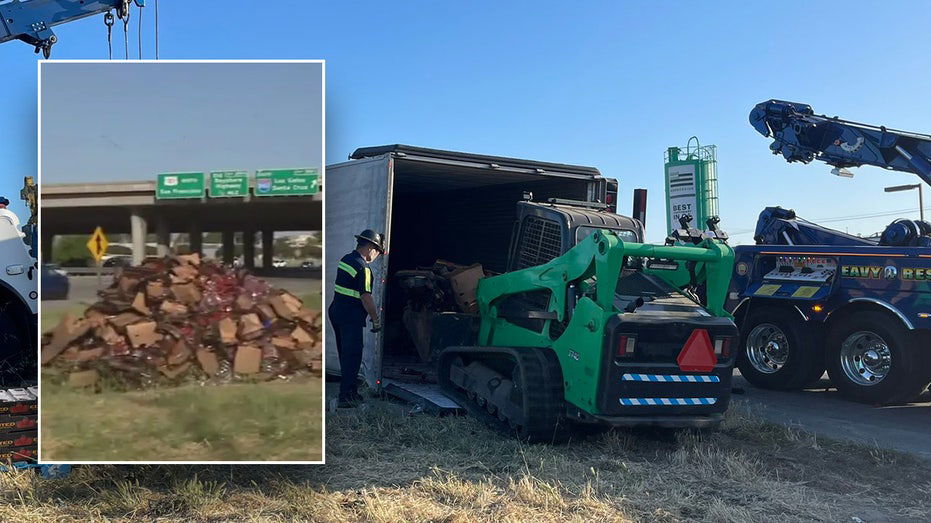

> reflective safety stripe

[
  {"left": 334, "top": 285, "right": 360, "bottom": 299},
  {"left": 621, "top": 373, "right": 720, "bottom": 383},
  {"left": 338, "top": 261, "right": 357, "bottom": 277},
  {"left": 364, "top": 267, "right": 372, "bottom": 293},
  {"left": 619, "top": 397, "right": 717, "bottom": 406}
]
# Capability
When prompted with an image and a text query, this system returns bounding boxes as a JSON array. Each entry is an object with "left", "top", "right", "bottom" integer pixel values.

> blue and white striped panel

[
  {"left": 619, "top": 397, "right": 718, "bottom": 406},
  {"left": 621, "top": 373, "right": 720, "bottom": 383}
]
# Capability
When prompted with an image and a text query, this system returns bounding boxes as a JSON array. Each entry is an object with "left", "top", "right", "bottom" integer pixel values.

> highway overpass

[{"left": 43, "top": 181, "right": 322, "bottom": 268}]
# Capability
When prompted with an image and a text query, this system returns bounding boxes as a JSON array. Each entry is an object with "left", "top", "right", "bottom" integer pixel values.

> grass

[
  {"left": 40, "top": 379, "right": 323, "bottom": 462},
  {"left": 40, "top": 303, "right": 84, "bottom": 334},
  {"left": 300, "top": 292, "right": 322, "bottom": 311},
  {"left": 7, "top": 395, "right": 930, "bottom": 521}
]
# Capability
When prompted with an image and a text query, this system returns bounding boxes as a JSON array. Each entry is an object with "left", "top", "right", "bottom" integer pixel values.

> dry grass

[{"left": 5, "top": 394, "right": 929, "bottom": 521}]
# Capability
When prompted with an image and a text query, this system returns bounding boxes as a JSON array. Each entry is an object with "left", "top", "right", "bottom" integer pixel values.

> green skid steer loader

[{"left": 437, "top": 220, "right": 737, "bottom": 442}]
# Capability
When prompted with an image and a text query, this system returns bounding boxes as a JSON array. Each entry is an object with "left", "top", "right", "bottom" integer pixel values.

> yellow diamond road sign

[{"left": 86, "top": 227, "right": 109, "bottom": 262}]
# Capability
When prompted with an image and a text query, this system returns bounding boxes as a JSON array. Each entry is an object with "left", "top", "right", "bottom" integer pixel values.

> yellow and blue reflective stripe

[
  {"left": 364, "top": 267, "right": 372, "bottom": 293},
  {"left": 334, "top": 284, "right": 360, "bottom": 299},
  {"left": 338, "top": 261, "right": 357, "bottom": 277}
]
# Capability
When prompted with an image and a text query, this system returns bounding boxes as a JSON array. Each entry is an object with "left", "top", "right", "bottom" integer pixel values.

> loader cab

[{"left": 506, "top": 199, "right": 643, "bottom": 272}]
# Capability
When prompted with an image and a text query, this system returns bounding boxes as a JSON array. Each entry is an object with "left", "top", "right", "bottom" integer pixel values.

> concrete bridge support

[{"left": 130, "top": 209, "right": 147, "bottom": 265}]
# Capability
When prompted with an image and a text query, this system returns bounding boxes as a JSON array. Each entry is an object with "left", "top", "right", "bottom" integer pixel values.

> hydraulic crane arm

[
  {"left": 0, "top": 0, "right": 142, "bottom": 57},
  {"left": 750, "top": 99, "right": 931, "bottom": 186}
]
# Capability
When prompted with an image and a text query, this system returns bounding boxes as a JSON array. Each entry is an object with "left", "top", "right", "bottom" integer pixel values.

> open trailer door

[{"left": 324, "top": 154, "right": 393, "bottom": 391}]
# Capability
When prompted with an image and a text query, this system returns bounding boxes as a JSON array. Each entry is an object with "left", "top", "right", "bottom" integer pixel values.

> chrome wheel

[
  {"left": 840, "top": 331, "right": 891, "bottom": 386},
  {"left": 746, "top": 323, "right": 789, "bottom": 374}
]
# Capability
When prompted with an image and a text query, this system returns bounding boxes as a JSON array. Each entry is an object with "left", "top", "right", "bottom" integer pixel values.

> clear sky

[
  {"left": 40, "top": 62, "right": 323, "bottom": 183},
  {"left": 2, "top": 1, "right": 929, "bottom": 242}
]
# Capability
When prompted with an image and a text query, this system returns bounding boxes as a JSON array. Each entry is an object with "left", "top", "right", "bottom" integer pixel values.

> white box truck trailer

[{"left": 324, "top": 145, "right": 627, "bottom": 403}]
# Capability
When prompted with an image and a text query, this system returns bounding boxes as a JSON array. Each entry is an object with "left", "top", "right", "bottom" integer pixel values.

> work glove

[{"left": 370, "top": 318, "right": 382, "bottom": 333}]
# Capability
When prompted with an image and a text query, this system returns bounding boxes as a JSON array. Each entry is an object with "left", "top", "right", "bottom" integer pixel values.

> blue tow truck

[{"left": 727, "top": 100, "right": 931, "bottom": 405}]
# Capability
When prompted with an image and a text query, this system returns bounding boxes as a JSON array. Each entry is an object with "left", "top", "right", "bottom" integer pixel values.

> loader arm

[{"left": 475, "top": 229, "right": 735, "bottom": 347}]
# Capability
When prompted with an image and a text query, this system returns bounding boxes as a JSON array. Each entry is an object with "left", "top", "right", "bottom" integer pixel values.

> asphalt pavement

[{"left": 734, "top": 373, "right": 931, "bottom": 461}]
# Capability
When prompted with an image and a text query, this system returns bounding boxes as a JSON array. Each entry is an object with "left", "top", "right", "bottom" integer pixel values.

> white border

[{"left": 37, "top": 59, "right": 327, "bottom": 465}]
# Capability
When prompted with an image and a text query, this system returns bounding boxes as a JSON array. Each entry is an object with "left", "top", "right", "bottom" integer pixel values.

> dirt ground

[{"left": 6, "top": 396, "right": 930, "bottom": 522}]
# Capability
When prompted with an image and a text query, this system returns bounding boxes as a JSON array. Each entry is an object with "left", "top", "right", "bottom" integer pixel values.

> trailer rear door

[{"left": 324, "top": 154, "right": 394, "bottom": 389}]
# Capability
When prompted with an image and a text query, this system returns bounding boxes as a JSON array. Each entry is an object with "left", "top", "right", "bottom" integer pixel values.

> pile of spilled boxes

[
  {"left": 0, "top": 387, "right": 38, "bottom": 464},
  {"left": 41, "top": 254, "right": 322, "bottom": 389}
]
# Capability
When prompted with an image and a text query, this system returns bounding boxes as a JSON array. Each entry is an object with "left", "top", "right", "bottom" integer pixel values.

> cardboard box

[
  {"left": 176, "top": 252, "right": 201, "bottom": 266},
  {"left": 0, "top": 430, "right": 37, "bottom": 449},
  {"left": 291, "top": 325, "right": 314, "bottom": 344},
  {"left": 158, "top": 361, "right": 192, "bottom": 379},
  {"left": 146, "top": 280, "right": 165, "bottom": 299},
  {"left": 0, "top": 446, "right": 36, "bottom": 463},
  {"left": 171, "top": 282, "right": 202, "bottom": 304},
  {"left": 166, "top": 339, "right": 192, "bottom": 366},
  {"left": 196, "top": 348, "right": 220, "bottom": 376},
  {"left": 239, "top": 313, "right": 264, "bottom": 337},
  {"left": 0, "top": 414, "right": 37, "bottom": 433},
  {"left": 218, "top": 317, "right": 238, "bottom": 344},
  {"left": 126, "top": 321, "right": 161, "bottom": 348},
  {"left": 234, "top": 345, "right": 261, "bottom": 374},
  {"left": 41, "top": 313, "right": 90, "bottom": 364},
  {"left": 68, "top": 369, "right": 99, "bottom": 388},
  {"left": 160, "top": 300, "right": 189, "bottom": 316},
  {"left": 131, "top": 292, "right": 151, "bottom": 315},
  {"left": 0, "top": 388, "right": 37, "bottom": 415},
  {"left": 447, "top": 263, "right": 484, "bottom": 314}
]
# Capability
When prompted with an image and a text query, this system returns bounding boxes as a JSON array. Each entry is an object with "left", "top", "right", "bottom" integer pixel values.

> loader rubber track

[{"left": 437, "top": 346, "right": 570, "bottom": 443}]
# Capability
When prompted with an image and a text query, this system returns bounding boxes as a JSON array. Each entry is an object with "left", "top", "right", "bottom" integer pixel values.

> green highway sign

[
  {"left": 254, "top": 168, "right": 319, "bottom": 197},
  {"left": 156, "top": 172, "right": 205, "bottom": 199},
  {"left": 209, "top": 170, "right": 249, "bottom": 197}
]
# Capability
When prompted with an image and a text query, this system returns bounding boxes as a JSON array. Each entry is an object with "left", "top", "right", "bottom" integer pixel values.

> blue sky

[
  {"left": 2, "top": 1, "right": 929, "bottom": 242},
  {"left": 41, "top": 62, "right": 323, "bottom": 184}
]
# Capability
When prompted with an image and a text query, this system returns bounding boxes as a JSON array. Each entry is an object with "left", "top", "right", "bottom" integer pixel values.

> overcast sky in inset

[{"left": 40, "top": 62, "right": 323, "bottom": 184}]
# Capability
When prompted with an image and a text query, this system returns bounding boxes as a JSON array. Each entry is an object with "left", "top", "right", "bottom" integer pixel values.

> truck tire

[
  {"left": 737, "top": 306, "right": 824, "bottom": 390},
  {"left": 0, "top": 304, "right": 31, "bottom": 383},
  {"left": 826, "top": 311, "right": 930, "bottom": 405}
]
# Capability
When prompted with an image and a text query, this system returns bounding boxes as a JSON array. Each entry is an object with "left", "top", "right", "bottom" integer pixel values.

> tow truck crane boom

[
  {"left": 0, "top": 0, "right": 143, "bottom": 57},
  {"left": 750, "top": 99, "right": 931, "bottom": 186}
]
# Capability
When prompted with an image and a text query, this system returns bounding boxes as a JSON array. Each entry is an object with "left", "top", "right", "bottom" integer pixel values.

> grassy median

[
  {"left": 40, "top": 378, "right": 323, "bottom": 462},
  {"left": 8, "top": 396, "right": 931, "bottom": 521}
]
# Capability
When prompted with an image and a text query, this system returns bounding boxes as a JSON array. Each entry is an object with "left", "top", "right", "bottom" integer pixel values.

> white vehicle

[
  {"left": 0, "top": 193, "right": 38, "bottom": 376},
  {"left": 272, "top": 259, "right": 288, "bottom": 268}
]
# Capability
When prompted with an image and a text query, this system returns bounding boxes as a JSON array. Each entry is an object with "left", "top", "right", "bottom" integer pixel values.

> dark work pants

[{"left": 328, "top": 307, "right": 364, "bottom": 400}]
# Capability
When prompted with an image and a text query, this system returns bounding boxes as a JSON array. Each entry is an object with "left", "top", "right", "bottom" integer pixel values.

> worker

[
  {"left": 328, "top": 229, "right": 385, "bottom": 408},
  {"left": 0, "top": 197, "right": 23, "bottom": 238}
]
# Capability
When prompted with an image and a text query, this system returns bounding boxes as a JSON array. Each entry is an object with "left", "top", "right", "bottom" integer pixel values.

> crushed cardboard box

[{"left": 41, "top": 256, "right": 323, "bottom": 389}]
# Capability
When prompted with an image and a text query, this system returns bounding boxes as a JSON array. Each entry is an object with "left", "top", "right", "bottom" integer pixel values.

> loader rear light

[
  {"left": 713, "top": 337, "right": 732, "bottom": 359},
  {"left": 616, "top": 335, "right": 636, "bottom": 359}
]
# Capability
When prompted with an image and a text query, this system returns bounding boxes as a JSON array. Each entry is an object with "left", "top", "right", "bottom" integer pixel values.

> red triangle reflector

[{"left": 677, "top": 329, "right": 716, "bottom": 372}]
